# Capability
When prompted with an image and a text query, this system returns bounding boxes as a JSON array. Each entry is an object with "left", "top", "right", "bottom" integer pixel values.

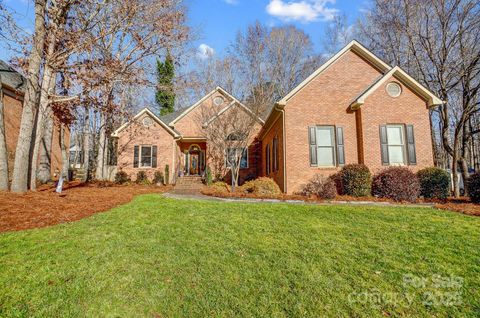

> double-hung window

[
  {"left": 140, "top": 145, "right": 153, "bottom": 167},
  {"left": 226, "top": 148, "right": 248, "bottom": 169},
  {"left": 266, "top": 144, "right": 270, "bottom": 175},
  {"left": 380, "top": 124, "right": 416, "bottom": 166},
  {"left": 272, "top": 136, "right": 278, "bottom": 172},
  {"left": 309, "top": 126, "right": 345, "bottom": 167},
  {"left": 386, "top": 125, "right": 406, "bottom": 165}
]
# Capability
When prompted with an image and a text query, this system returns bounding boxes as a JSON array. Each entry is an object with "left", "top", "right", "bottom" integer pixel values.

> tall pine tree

[{"left": 156, "top": 53, "right": 175, "bottom": 116}]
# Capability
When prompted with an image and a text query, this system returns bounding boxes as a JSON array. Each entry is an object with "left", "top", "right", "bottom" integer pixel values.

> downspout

[{"left": 274, "top": 102, "right": 287, "bottom": 193}]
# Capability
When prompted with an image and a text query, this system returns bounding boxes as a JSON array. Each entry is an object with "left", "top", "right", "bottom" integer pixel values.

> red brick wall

[
  {"left": 274, "top": 50, "right": 434, "bottom": 194},
  {"left": 261, "top": 112, "right": 285, "bottom": 192},
  {"left": 283, "top": 50, "right": 383, "bottom": 193},
  {"left": 173, "top": 92, "right": 227, "bottom": 137},
  {"left": 116, "top": 113, "right": 176, "bottom": 182},
  {"left": 360, "top": 75, "right": 434, "bottom": 173},
  {"left": 3, "top": 89, "right": 68, "bottom": 181}
]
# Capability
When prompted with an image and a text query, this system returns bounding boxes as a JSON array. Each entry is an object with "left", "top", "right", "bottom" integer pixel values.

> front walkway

[{"left": 163, "top": 192, "right": 435, "bottom": 208}]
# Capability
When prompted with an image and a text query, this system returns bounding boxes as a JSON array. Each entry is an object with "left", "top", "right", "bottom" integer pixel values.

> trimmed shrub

[
  {"left": 135, "top": 171, "right": 150, "bottom": 185},
  {"left": 372, "top": 167, "right": 420, "bottom": 202},
  {"left": 205, "top": 166, "right": 213, "bottom": 186},
  {"left": 153, "top": 171, "right": 164, "bottom": 185},
  {"left": 239, "top": 177, "right": 281, "bottom": 196},
  {"left": 164, "top": 165, "right": 170, "bottom": 185},
  {"left": 467, "top": 171, "right": 480, "bottom": 203},
  {"left": 300, "top": 174, "right": 337, "bottom": 199},
  {"left": 114, "top": 170, "right": 130, "bottom": 184},
  {"left": 417, "top": 167, "right": 450, "bottom": 200},
  {"left": 211, "top": 181, "right": 229, "bottom": 193},
  {"left": 329, "top": 172, "right": 343, "bottom": 195},
  {"left": 339, "top": 164, "right": 372, "bottom": 197}
]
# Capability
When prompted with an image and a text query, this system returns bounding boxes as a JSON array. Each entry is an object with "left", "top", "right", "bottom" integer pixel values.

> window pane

[
  {"left": 226, "top": 148, "right": 235, "bottom": 166},
  {"left": 388, "top": 145, "right": 405, "bottom": 164},
  {"left": 316, "top": 127, "right": 333, "bottom": 146},
  {"left": 387, "top": 126, "right": 403, "bottom": 145},
  {"left": 141, "top": 146, "right": 151, "bottom": 157},
  {"left": 318, "top": 147, "right": 334, "bottom": 166},
  {"left": 141, "top": 146, "right": 152, "bottom": 166},
  {"left": 240, "top": 148, "right": 248, "bottom": 168}
]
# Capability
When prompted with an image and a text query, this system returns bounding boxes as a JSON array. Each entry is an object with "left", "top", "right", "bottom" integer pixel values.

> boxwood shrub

[
  {"left": 417, "top": 167, "right": 450, "bottom": 200},
  {"left": 467, "top": 171, "right": 480, "bottom": 203},
  {"left": 339, "top": 164, "right": 372, "bottom": 197},
  {"left": 114, "top": 170, "right": 130, "bottom": 184},
  {"left": 135, "top": 171, "right": 150, "bottom": 185},
  {"left": 372, "top": 167, "right": 420, "bottom": 202}
]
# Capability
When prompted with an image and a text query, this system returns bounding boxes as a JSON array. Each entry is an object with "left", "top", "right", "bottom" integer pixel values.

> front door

[{"left": 189, "top": 153, "right": 199, "bottom": 175}]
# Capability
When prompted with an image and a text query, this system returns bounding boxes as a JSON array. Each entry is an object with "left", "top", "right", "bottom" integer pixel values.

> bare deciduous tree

[
  {"left": 10, "top": 0, "right": 47, "bottom": 193},
  {"left": 358, "top": 0, "right": 480, "bottom": 197}
]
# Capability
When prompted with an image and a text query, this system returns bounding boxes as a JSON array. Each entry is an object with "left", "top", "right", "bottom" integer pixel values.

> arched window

[{"left": 226, "top": 132, "right": 247, "bottom": 141}]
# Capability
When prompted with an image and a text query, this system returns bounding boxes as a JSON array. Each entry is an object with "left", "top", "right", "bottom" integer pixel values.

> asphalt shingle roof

[{"left": 0, "top": 60, "right": 26, "bottom": 92}]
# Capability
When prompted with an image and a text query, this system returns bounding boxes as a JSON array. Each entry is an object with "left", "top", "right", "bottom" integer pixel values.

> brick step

[{"left": 173, "top": 176, "right": 204, "bottom": 194}]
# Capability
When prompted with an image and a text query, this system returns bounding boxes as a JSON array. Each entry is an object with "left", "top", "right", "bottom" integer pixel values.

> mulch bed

[
  {"left": 202, "top": 188, "right": 479, "bottom": 216},
  {"left": 434, "top": 198, "right": 480, "bottom": 216},
  {"left": 0, "top": 182, "right": 172, "bottom": 232}
]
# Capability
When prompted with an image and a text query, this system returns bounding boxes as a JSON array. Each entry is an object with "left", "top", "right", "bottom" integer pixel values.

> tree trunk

[
  {"left": 0, "top": 80, "right": 9, "bottom": 191},
  {"left": 10, "top": 0, "right": 47, "bottom": 193},
  {"left": 451, "top": 136, "right": 460, "bottom": 198},
  {"left": 59, "top": 123, "right": 69, "bottom": 180},
  {"left": 82, "top": 109, "right": 90, "bottom": 182},
  {"left": 95, "top": 113, "right": 106, "bottom": 180},
  {"left": 29, "top": 65, "right": 55, "bottom": 190},
  {"left": 37, "top": 114, "right": 54, "bottom": 184}
]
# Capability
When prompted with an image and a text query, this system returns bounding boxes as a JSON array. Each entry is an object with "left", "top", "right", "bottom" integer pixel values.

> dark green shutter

[
  {"left": 336, "top": 127, "right": 345, "bottom": 166},
  {"left": 152, "top": 146, "right": 157, "bottom": 168},
  {"left": 200, "top": 151, "right": 205, "bottom": 171},
  {"left": 406, "top": 125, "right": 416, "bottom": 165},
  {"left": 133, "top": 145, "right": 139, "bottom": 168},
  {"left": 379, "top": 125, "right": 389, "bottom": 165},
  {"left": 309, "top": 126, "right": 317, "bottom": 166}
]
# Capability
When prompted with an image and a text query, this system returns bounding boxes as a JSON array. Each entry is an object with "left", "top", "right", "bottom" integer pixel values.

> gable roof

[
  {"left": 203, "top": 99, "right": 266, "bottom": 127},
  {"left": 350, "top": 66, "right": 444, "bottom": 109},
  {"left": 277, "top": 40, "right": 391, "bottom": 105},
  {"left": 169, "top": 86, "right": 232, "bottom": 126},
  {"left": 111, "top": 108, "right": 180, "bottom": 138},
  {"left": 0, "top": 60, "right": 26, "bottom": 93}
]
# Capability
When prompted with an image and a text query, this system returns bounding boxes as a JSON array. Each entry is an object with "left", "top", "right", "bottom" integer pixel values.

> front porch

[{"left": 177, "top": 140, "right": 207, "bottom": 177}]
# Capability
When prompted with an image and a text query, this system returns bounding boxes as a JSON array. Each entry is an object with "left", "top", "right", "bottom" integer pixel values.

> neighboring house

[
  {"left": 0, "top": 60, "right": 68, "bottom": 181},
  {"left": 113, "top": 40, "right": 443, "bottom": 193}
]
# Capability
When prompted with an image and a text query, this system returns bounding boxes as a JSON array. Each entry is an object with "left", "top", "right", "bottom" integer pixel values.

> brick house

[
  {"left": 0, "top": 60, "right": 68, "bottom": 182},
  {"left": 113, "top": 41, "right": 443, "bottom": 193},
  {"left": 112, "top": 87, "right": 264, "bottom": 184}
]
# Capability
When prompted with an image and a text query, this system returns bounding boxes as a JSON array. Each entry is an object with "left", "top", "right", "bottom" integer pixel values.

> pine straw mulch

[
  {"left": 0, "top": 182, "right": 172, "bottom": 233},
  {"left": 202, "top": 188, "right": 479, "bottom": 216}
]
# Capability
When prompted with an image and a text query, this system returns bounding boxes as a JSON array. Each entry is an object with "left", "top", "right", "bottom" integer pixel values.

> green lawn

[{"left": 1, "top": 195, "right": 479, "bottom": 317}]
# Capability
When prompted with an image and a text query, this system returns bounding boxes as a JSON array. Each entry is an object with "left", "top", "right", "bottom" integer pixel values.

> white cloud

[
  {"left": 197, "top": 44, "right": 215, "bottom": 60},
  {"left": 224, "top": 0, "right": 239, "bottom": 4},
  {"left": 266, "top": 0, "right": 338, "bottom": 23}
]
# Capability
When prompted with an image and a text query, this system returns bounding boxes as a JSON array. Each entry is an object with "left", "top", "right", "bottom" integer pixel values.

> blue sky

[
  {"left": 1, "top": 0, "right": 368, "bottom": 61},
  {"left": 189, "top": 0, "right": 367, "bottom": 58}
]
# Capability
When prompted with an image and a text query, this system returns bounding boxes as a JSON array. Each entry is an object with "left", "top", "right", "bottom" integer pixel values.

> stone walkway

[{"left": 163, "top": 192, "right": 434, "bottom": 208}]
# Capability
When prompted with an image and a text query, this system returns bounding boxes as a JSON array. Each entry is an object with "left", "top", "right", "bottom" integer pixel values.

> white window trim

[
  {"left": 314, "top": 125, "right": 337, "bottom": 168},
  {"left": 386, "top": 124, "right": 407, "bottom": 166},
  {"left": 225, "top": 147, "right": 249, "bottom": 169},
  {"left": 140, "top": 145, "right": 153, "bottom": 168}
]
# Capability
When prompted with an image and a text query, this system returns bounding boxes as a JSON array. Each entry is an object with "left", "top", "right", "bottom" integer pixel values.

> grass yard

[{"left": 1, "top": 195, "right": 479, "bottom": 317}]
